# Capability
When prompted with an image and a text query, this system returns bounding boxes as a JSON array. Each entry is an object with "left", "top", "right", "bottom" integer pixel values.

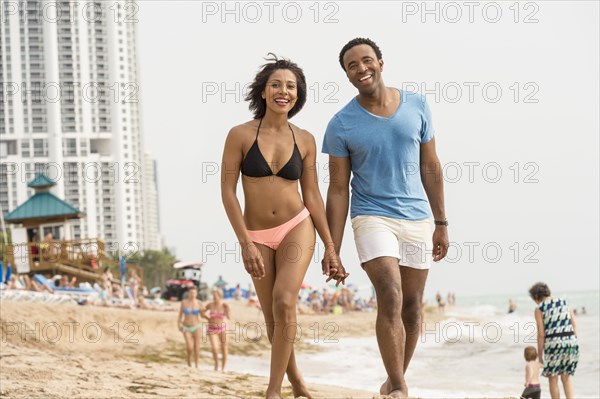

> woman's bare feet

[
  {"left": 265, "top": 390, "right": 281, "bottom": 399},
  {"left": 289, "top": 378, "right": 312, "bottom": 399}
]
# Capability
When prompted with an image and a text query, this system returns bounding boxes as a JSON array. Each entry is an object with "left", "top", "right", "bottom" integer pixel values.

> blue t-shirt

[{"left": 322, "top": 89, "right": 434, "bottom": 220}]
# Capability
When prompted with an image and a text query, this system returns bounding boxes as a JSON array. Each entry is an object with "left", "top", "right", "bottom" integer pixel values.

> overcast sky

[{"left": 135, "top": 1, "right": 599, "bottom": 300}]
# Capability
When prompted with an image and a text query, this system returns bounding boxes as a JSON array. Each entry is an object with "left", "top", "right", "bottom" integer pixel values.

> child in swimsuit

[
  {"left": 521, "top": 346, "right": 542, "bottom": 399},
  {"left": 205, "top": 289, "right": 231, "bottom": 371},
  {"left": 177, "top": 285, "right": 205, "bottom": 368}
]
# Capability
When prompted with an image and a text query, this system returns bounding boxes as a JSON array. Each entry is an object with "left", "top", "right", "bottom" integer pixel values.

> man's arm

[
  {"left": 326, "top": 155, "right": 351, "bottom": 255},
  {"left": 420, "top": 137, "right": 449, "bottom": 261}
]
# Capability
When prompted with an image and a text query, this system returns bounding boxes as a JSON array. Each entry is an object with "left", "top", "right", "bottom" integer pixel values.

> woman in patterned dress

[{"left": 529, "top": 282, "right": 579, "bottom": 399}]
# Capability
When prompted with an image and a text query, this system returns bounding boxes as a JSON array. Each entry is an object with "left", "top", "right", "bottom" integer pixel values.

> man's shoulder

[
  {"left": 330, "top": 97, "right": 358, "bottom": 122},
  {"left": 400, "top": 89, "right": 429, "bottom": 108}
]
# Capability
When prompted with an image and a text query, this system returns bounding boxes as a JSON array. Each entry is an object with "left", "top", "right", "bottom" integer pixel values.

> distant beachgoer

[
  {"left": 521, "top": 346, "right": 542, "bottom": 399},
  {"left": 509, "top": 298, "right": 518, "bottom": 313},
  {"left": 308, "top": 290, "right": 321, "bottom": 313},
  {"left": 436, "top": 291, "right": 446, "bottom": 314},
  {"left": 205, "top": 289, "right": 231, "bottom": 371},
  {"left": 247, "top": 289, "right": 260, "bottom": 308},
  {"left": 177, "top": 285, "right": 205, "bottom": 368},
  {"left": 322, "top": 288, "right": 332, "bottom": 314},
  {"left": 447, "top": 292, "right": 454, "bottom": 306},
  {"left": 60, "top": 275, "right": 77, "bottom": 288},
  {"left": 137, "top": 295, "right": 154, "bottom": 310},
  {"left": 233, "top": 283, "right": 242, "bottom": 300},
  {"left": 7, "top": 275, "right": 24, "bottom": 290},
  {"left": 129, "top": 269, "right": 141, "bottom": 305},
  {"left": 29, "top": 275, "right": 53, "bottom": 293},
  {"left": 30, "top": 234, "right": 40, "bottom": 262},
  {"left": 367, "top": 296, "right": 377, "bottom": 309},
  {"left": 41, "top": 232, "right": 60, "bottom": 261},
  {"left": 338, "top": 288, "right": 353, "bottom": 312},
  {"left": 529, "top": 282, "right": 579, "bottom": 399},
  {"left": 580, "top": 307, "right": 586, "bottom": 315},
  {"left": 112, "top": 283, "right": 124, "bottom": 299},
  {"left": 101, "top": 267, "right": 114, "bottom": 298}
]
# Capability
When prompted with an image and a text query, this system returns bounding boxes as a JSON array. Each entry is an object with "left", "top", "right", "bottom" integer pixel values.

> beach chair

[
  {"left": 33, "top": 274, "right": 55, "bottom": 291},
  {"left": 33, "top": 274, "right": 96, "bottom": 302}
]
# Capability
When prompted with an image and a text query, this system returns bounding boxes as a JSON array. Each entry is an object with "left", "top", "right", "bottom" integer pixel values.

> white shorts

[{"left": 351, "top": 215, "right": 433, "bottom": 269}]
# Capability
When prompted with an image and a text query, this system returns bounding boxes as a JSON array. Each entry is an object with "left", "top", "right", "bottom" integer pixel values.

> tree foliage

[{"left": 136, "top": 248, "right": 178, "bottom": 289}]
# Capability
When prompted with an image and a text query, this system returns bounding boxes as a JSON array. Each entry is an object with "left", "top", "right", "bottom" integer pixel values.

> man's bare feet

[
  {"left": 387, "top": 388, "right": 408, "bottom": 399},
  {"left": 379, "top": 379, "right": 408, "bottom": 398},
  {"left": 380, "top": 378, "right": 391, "bottom": 395}
]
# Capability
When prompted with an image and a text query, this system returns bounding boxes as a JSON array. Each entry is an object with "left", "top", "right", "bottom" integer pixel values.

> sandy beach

[{"left": 0, "top": 299, "right": 446, "bottom": 398}]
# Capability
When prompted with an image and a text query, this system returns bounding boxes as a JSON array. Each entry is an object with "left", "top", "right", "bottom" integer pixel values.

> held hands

[
  {"left": 242, "top": 242, "right": 265, "bottom": 279},
  {"left": 432, "top": 226, "right": 449, "bottom": 262},
  {"left": 321, "top": 248, "right": 349, "bottom": 287}
]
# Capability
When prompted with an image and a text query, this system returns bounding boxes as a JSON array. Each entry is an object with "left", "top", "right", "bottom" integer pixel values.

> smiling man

[{"left": 322, "top": 37, "right": 449, "bottom": 398}]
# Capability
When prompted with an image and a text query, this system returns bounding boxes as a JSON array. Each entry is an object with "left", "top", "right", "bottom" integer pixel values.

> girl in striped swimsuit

[{"left": 206, "top": 289, "right": 231, "bottom": 371}]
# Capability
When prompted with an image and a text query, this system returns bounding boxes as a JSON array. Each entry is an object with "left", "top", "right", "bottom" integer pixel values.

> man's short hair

[{"left": 339, "top": 38, "right": 383, "bottom": 71}]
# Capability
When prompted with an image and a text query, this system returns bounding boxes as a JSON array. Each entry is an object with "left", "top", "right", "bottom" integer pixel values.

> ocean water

[{"left": 227, "top": 290, "right": 599, "bottom": 398}]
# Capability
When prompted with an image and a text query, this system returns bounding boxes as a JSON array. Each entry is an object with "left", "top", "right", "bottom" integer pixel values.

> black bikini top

[{"left": 241, "top": 119, "right": 303, "bottom": 181}]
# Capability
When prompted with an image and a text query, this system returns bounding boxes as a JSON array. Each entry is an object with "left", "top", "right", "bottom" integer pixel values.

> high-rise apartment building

[
  {"left": 0, "top": 0, "right": 161, "bottom": 251},
  {"left": 143, "top": 151, "right": 161, "bottom": 251}
]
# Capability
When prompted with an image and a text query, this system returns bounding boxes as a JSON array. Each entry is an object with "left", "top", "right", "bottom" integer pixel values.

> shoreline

[
  {"left": 4, "top": 293, "right": 595, "bottom": 397},
  {"left": 1, "top": 299, "right": 422, "bottom": 398}
]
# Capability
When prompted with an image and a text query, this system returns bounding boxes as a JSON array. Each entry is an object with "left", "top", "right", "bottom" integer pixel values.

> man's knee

[
  {"left": 376, "top": 285, "right": 403, "bottom": 318},
  {"left": 402, "top": 296, "right": 422, "bottom": 329}
]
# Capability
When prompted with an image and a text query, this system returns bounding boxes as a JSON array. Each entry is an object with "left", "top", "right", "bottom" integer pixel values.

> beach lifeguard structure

[{"left": 1, "top": 173, "right": 141, "bottom": 284}]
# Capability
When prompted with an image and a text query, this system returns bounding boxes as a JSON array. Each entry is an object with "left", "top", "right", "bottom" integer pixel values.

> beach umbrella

[
  {"left": 5, "top": 263, "right": 12, "bottom": 283},
  {"left": 120, "top": 256, "right": 126, "bottom": 285}
]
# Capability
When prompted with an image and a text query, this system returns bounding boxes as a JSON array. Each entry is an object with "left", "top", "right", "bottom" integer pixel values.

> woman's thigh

[{"left": 273, "top": 217, "right": 315, "bottom": 298}]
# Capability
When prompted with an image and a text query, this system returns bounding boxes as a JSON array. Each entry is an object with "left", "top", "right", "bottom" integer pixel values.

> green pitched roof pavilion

[{"left": 4, "top": 173, "right": 84, "bottom": 225}]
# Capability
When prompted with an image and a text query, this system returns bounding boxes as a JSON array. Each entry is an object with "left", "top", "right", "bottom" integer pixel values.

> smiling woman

[{"left": 220, "top": 54, "right": 349, "bottom": 399}]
